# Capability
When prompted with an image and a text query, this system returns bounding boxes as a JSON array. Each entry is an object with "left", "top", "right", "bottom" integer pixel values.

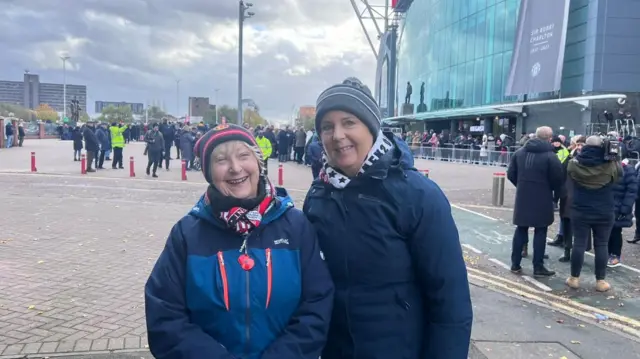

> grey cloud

[{"left": 1, "top": 0, "right": 374, "bottom": 121}]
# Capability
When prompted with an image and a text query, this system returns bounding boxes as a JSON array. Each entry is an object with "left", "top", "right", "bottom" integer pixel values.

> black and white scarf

[{"left": 319, "top": 131, "right": 393, "bottom": 188}]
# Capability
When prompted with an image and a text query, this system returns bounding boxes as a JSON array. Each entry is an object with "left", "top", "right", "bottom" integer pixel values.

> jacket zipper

[
  {"left": 266, "top": 248, "right": 272, "bottom": 308},
  {"left": 216, "top": 252, "right": 230, "bottom": 311},
  {"left": 243, "top": 234, "right": 252, "bottom": 356}
]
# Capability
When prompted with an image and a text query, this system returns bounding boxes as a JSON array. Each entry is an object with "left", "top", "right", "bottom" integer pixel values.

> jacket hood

[
  {"left": 569, "top": 146, "right": 619, "bottom": 189},
  {"left": 188, "top": 187, "right": 294, "bottom": 228},
  {"left": 576, "top": 145, "right": 606, "bottom": 167},
  {"left": 524, "top": 138, "right": 553, "bottom": 153}
]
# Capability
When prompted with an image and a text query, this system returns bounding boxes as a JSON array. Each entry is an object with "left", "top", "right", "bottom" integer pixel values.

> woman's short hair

[{"left": 210, "top": 140, "right": 264, "bottom": 170}]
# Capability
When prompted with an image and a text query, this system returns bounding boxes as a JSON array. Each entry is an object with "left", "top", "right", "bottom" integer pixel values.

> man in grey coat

[
  {"left": 294, "top": 127, "right": 307, "bottom": 164},
  {"left": 507, "top": 126, "right": 564, "bottom": 277}
]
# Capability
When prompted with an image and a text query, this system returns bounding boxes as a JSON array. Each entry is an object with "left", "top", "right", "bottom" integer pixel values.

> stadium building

[{"left": 379, "top": 0, "right": 640, "bottom": 139}]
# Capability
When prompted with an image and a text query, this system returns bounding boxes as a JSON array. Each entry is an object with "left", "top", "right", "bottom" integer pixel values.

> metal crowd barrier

[{"left": 408, "top": 143, "right": 521, "bottom": 167}]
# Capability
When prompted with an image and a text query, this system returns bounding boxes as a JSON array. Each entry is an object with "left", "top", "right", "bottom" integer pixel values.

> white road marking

[
  {"left": 488, "top": 258, "right": 511, "bottom": 271},
  {"left": 451, "top": 204, "right": 497, "bottom": 221},
  {"left": 461, "top": 243, "right": 482, "bottom": 254},
  {"left": 522, "top": 275, "right": 553, "bottom": 292}
]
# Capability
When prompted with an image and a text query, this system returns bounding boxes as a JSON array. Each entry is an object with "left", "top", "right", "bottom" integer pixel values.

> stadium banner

[{"left": 505, "top": 0, "right": 571, "bottom": 96}]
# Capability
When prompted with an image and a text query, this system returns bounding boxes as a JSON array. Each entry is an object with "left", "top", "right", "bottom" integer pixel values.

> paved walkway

[{"left": 1, "top": 140, "right": 640, "bottom": 358}]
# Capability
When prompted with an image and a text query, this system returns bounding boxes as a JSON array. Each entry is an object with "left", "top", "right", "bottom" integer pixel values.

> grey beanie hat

[{"left": 315, "top": 77, "right": 382, "bottom": 138}]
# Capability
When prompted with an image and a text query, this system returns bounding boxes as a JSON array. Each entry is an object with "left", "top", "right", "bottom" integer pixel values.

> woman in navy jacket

[
  {"left": 303, "top": 78, "right": 472, "bottom": 359},
  {"left": 145, "top": 124, "right": 334, "bottom": 359},
  {"left": 608, "top": 158, "right": 638, "bottom": 267}
]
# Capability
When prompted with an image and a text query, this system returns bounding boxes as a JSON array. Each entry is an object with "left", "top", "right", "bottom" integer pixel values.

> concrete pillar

[
  {"left": 39, "top": 123, "right": 45, "bottom": 139},
  {"left": 483, "top": 118, "right": 494, "bottom": 134}
]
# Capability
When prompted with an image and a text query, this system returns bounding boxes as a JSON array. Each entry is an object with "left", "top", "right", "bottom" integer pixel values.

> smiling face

[
  {"left": 210, "top": 141, "right": 260, "bottom": 199},
  {"left": 319, "top": 110, "right": 374, "bottom": 177}
]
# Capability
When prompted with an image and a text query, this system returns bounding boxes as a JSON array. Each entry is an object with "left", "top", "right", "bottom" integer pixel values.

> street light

[
  {"left": 238, "top": 0, "right": 255, "bottom": 125},
  {"left": 214, "top": 88, "right": 220, "bottom": 124},
  {"left": 176, "top": 79, "right": 181, "bottom": 118},
  {"left": 60, "top": 55, "right": 70, "bottom": 119}
]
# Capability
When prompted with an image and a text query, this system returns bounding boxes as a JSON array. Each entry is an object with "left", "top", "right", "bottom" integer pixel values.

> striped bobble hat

[{"left": 194, "top": 124, "right": 263, "bottom": 184}]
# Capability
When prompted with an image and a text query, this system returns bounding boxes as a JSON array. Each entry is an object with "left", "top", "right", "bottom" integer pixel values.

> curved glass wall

[{"left": 398, "top": 0, "right": 520, "bottom": 112}]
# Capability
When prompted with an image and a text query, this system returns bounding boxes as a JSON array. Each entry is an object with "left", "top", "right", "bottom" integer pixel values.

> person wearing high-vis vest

[
  {"left": 110, "top": 122, "right": 128, "bottom": 169},
  {"left": 551, "top": 136, "right": 570, "bottom": 211},
  {"left": 552, "top": 136, "right": 570, "bottom": 164}
]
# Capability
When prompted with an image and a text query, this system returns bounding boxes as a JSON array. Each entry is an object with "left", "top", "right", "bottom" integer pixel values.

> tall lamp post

[
  {"left": 238, "top": 1, "right": 255, "bottom": 125},
  {"left": 175, "top": 79, "right": 181, "bottom": 119},
  {"left": 60, "top": 55, "right": 70, "bottom": 119},
  {"left": 214, "top": 88, "right": 220, "bottom": 124}
]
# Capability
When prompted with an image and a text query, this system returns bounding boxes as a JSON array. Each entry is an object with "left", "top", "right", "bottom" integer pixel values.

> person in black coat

[
  {"left": 82, "top": 123, "right": 99, "bottom": 172},
  {"left": 607, "top": 159, "right": 638, "bottom": 267},
  {"left": 72, "top": 127, "right": 83, "bottom": 161},
  {"left": 507, "top": 126, "right": 564, "bottom": 277},
  {"left": 277, "top": 128, "right": 289, "bottom": 162},
  {"left": 557, "top": 137, "right": 585, "bottom": 262}
]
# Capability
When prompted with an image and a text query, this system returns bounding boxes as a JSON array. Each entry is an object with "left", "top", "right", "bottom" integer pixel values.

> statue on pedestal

[
  {"left": 70, "top": 96, "right": 81, "bottom": 123},
  {"left": 405, "top": 81, "right": 412, "bottom": 104},
  {"left": 417, "top": 82, "right": 428, "bottom": 113}
]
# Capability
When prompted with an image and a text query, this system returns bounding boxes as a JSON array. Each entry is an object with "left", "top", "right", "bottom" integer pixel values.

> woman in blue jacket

[
  {"left": 303, "top": 78, "right": 473, "bottom": 359},
  {"left": 145, "top": 124, "right": 334, "bottom": 359},
  {"left": 608, "top": 158, "right": 638, "bottom": 267}
]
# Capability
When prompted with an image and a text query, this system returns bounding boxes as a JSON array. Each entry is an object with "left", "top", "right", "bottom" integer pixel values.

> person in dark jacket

[
  {"left": 277, "top": 128, "right": 289, "bottom": 162},
  {"left": 306, "top": 135, "right": 323, "bottom": 179},
  {"left": 607, "top": 158, "right": 638, "bottom": 267},
  {"left": 145, "top": 124, "right": 333, "bottom": 359},
  {"left": 145, "top": 123, "right": 164, "bottom": 178},
  {"left": 557, "top": 136, "right": 585, "bottom": 262},
  {"left": 159, "top": 119, "right": 174, "bottom": 170},
  {"left": 507, "top": 126, "right": 564, "bottom": 277},
  {"left": 303, "top": 77, "right": 472, "bottom": 359},
  {"left": 179, "top": 126, "right": 196, "bottom": 170},
  {"left": 95, "top": 123, "right": 111, "bottom": 169},
  {"left": 82, "top": 122, "right": 99, "bottom": 172},
  {"left": 17, "top": 122, "right": 25, "bottom": 147},
  {"left": 72, "top": 127, "right": 83, "bottom": 161},
  {"left": 566, "top": 135, "right": 622, "bottom": 292}
]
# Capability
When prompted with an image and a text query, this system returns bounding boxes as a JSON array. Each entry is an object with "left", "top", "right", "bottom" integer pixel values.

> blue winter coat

[
  {"left": 303, "top": 133, "right": 473, "bottom": 359},
  {"left": 612, "top": 164, "right": 638, "bottom": 227},
  {"left": 145, "top": 188, "right": 334, "bottom": 359}
]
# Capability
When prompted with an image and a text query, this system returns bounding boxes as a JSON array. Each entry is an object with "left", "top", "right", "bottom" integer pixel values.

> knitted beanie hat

[
  {"left": 315, "top": 77, "right": 382, "bottom": 138},
  {"left": 194, "top": 124, "right": 262, "bottom": 184}
]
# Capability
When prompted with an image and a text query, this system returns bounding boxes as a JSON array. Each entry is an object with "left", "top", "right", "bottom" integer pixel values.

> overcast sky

[{"left": 1, "top": 0, "right": 377, "bottom": 122}]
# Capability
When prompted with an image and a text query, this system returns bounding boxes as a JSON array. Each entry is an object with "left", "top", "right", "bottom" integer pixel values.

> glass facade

[{"left": 398, "top": 0, "right": 520, "bottom": 112}]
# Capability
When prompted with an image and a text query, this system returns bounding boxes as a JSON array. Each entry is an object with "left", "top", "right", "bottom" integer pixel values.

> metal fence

[{"left": 408, "top": 144, "right": 522, "bottom": 167}]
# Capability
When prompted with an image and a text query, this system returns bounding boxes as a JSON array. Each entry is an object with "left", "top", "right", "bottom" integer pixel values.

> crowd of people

[
  {"left": 507, "top": 127, "right": 639, "bottom": 292},
  {"left": 66, "top": 117, "right": 327, "bottom": 180}
]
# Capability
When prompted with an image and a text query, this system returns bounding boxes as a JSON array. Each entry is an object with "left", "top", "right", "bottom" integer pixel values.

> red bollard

[
  {"left": 80, "top": 154, "right": 86, "bottom": 174},
  {"left": 420, "top": 169, "right": 430, "bottom": 178},
  {"left": 30, "top": 152, "right": 37, "bottom": 172},
  {"left": 278, "top": 164, "right": 284, "bottom": 186},
  {"left": 181, "top": 160, "right": 187, "bottom": 181},
  {"left": 129, "top": 156, "right": 135, "bottom": 177}
]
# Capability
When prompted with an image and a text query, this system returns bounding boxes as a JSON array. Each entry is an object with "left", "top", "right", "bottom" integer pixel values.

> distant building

[
  {"left": 95, "top": 101, "right": 144, "bottom": 115},
  {"left": 0, "top": 73, "right": 87, "bottom": 114},
  {"left": 188, "top": 97, "right": 210, "bottom": 118},
  {"left": 299, "top": 106, "right": 316, "bottom": 118}
]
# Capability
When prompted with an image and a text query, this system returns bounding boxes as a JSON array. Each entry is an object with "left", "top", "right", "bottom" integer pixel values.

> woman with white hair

[{"left": 145, "top": 124, "right": 334, "bottom": 359}]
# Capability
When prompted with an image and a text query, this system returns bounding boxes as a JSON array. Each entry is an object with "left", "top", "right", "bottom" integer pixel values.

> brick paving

[{"left": 3, "top": 140, "right": 624, "bottom": 358}]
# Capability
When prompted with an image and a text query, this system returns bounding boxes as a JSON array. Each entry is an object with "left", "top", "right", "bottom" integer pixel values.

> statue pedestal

[
  {"left": 417, "top": 103, "right": 427, "bottom": 113},
  {"left": 402, "top": 103, "right": 415, "bottom": 115}
]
